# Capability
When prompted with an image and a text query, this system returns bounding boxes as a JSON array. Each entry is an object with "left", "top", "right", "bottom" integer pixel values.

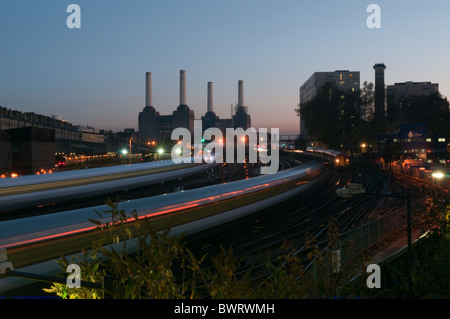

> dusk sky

[{"left": 1, "top": 0, "right": 450, "bottom": 134}]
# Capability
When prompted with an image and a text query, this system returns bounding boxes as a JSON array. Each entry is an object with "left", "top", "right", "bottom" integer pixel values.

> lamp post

[
  {"left": 121, "top": 149, "right": 128, "bottom": 165},
  {"left": 361, "top": 143, "right": 367, "bottom": 154},
  {"left": 157, "top": 147, "right": 165, "bottom": 160},
  {"left": 432, "top": 171, "right": 444, "bottom": 194},
  {"left": 129, "top": 137, "right": 133, "bottom": 164}
]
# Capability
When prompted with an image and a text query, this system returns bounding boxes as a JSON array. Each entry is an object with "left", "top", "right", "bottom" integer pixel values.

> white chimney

[
  {"left": 146, "top": 72, "right": 153, "bottom": 107},
  {"left": 180, "top": 70, "right": 187, "bottom": 105},
  {"left": 207, "top": 82, "right": 213, "bottom": 113},
  {"left": 238, "top": 80, "right": 244, "bottom": 107}
]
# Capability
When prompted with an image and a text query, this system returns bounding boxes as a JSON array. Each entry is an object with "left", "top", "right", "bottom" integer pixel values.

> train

[
  {"left": 55, "top": 155, "right": 67, "bottom": 168},
  {"left": 0, "top": 161, "right": 324, "bottom": 249},
  {"left": 306, "top": 147, "right": 350, "bottom": 169},
  {"left": 0, "top": 161, "right": 325, "bottom": 293}
]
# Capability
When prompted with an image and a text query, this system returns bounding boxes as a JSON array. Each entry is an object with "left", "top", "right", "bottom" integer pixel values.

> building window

[
  {"left": 438, "top": 137, "right": 446, "bottom": 142},
  {"left": 426, "top": 138, "right": 432, "bottom": 142},
  {"left": 340, "top": 74, "right": 343, "bottom": 81}
]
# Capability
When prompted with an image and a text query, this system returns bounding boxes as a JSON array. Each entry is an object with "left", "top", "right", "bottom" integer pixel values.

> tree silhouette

[{"left": 298, "top": 82, "right": 361, "bottom": 149}]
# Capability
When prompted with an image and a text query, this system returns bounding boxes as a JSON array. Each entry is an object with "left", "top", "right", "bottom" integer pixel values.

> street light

[
  {"left": 432, "top": 171, "right": 444, "bottom": 180},
  {"left": 129, "top": 138, "right": 132, "bottom": 154},
  {"left": 361, "top": 143, "right": 367, "bottom": 154},
  {"left": 432, "top": 171, "right": 444, "bottom": 196},
  {"left": 129, "top": 138, "right": 133, "bottom": 164}
]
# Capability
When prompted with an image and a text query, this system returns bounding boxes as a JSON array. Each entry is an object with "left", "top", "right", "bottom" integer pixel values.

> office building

[{"left": 299, "top": 70, "right": 360, "bottom": 137}]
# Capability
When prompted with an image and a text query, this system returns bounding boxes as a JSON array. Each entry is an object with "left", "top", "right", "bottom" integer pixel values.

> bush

[{"left": 43, "top": 200, "right": 386, "bottom": 299}]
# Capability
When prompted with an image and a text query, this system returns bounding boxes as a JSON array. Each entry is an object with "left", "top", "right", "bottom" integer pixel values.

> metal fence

[{"left": 337, "top": 195, "right": 424, "bottom": 268}]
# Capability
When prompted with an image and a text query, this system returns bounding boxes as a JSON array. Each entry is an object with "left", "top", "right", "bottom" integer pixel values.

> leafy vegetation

[
  {"left": 381, "top": 195, "right": 450, "bottom": 298},
  {"left": 295, "top": 80, "right": 450, "bottom": 149},
  {"left": 44, "top": 195, "right": 450, "bottom": 299},
  {"left": 386, "top": 91, "right": 450, "bottom": 135},
  {"left": 43, "top": 199, "right": 373, "bottom": 299},
  {"left": 296, "top": 81, "right": 362, "bottom": 149}
]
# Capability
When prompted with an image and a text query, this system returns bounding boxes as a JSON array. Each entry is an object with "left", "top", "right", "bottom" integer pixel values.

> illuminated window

[
  {"left": 438, "top": 137, "right": 446, "bottom": 142},
  {"left": 426, "top": 138, "right": 432, "bottom": 142}
]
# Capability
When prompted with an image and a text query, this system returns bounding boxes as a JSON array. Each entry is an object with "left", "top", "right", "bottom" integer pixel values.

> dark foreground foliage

[{"left": 44, "top": 196, "right": 450, "bottom": 299}]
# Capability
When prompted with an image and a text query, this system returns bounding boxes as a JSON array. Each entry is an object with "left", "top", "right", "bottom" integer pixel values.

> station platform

[{"left": 373, "top": 229, "right": 424, "bottom": 264}]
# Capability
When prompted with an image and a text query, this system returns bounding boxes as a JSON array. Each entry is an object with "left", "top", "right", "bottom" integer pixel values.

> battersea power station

[{"left": 138, "top": 70, "right": 251, "bottom": 143}]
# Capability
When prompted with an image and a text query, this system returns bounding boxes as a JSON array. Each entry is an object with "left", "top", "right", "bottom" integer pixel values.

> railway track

[
  {"left": 182, "top": 164, "right": 335, "bottom": 259},
  {"left": 6, "top": 156, "right": 438, "bottom": 297},
  {"left": 1, "top": 156, "right": 400, "bottom": 297},
  {"left": 0, "top": 156, "right": 309, "bottom": 296},
  {"left": 177, "top": 159, "right": 388, "bottom": 288},
  {"left": 385, "top": 172, "right": 443, "bottom": 228}
]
